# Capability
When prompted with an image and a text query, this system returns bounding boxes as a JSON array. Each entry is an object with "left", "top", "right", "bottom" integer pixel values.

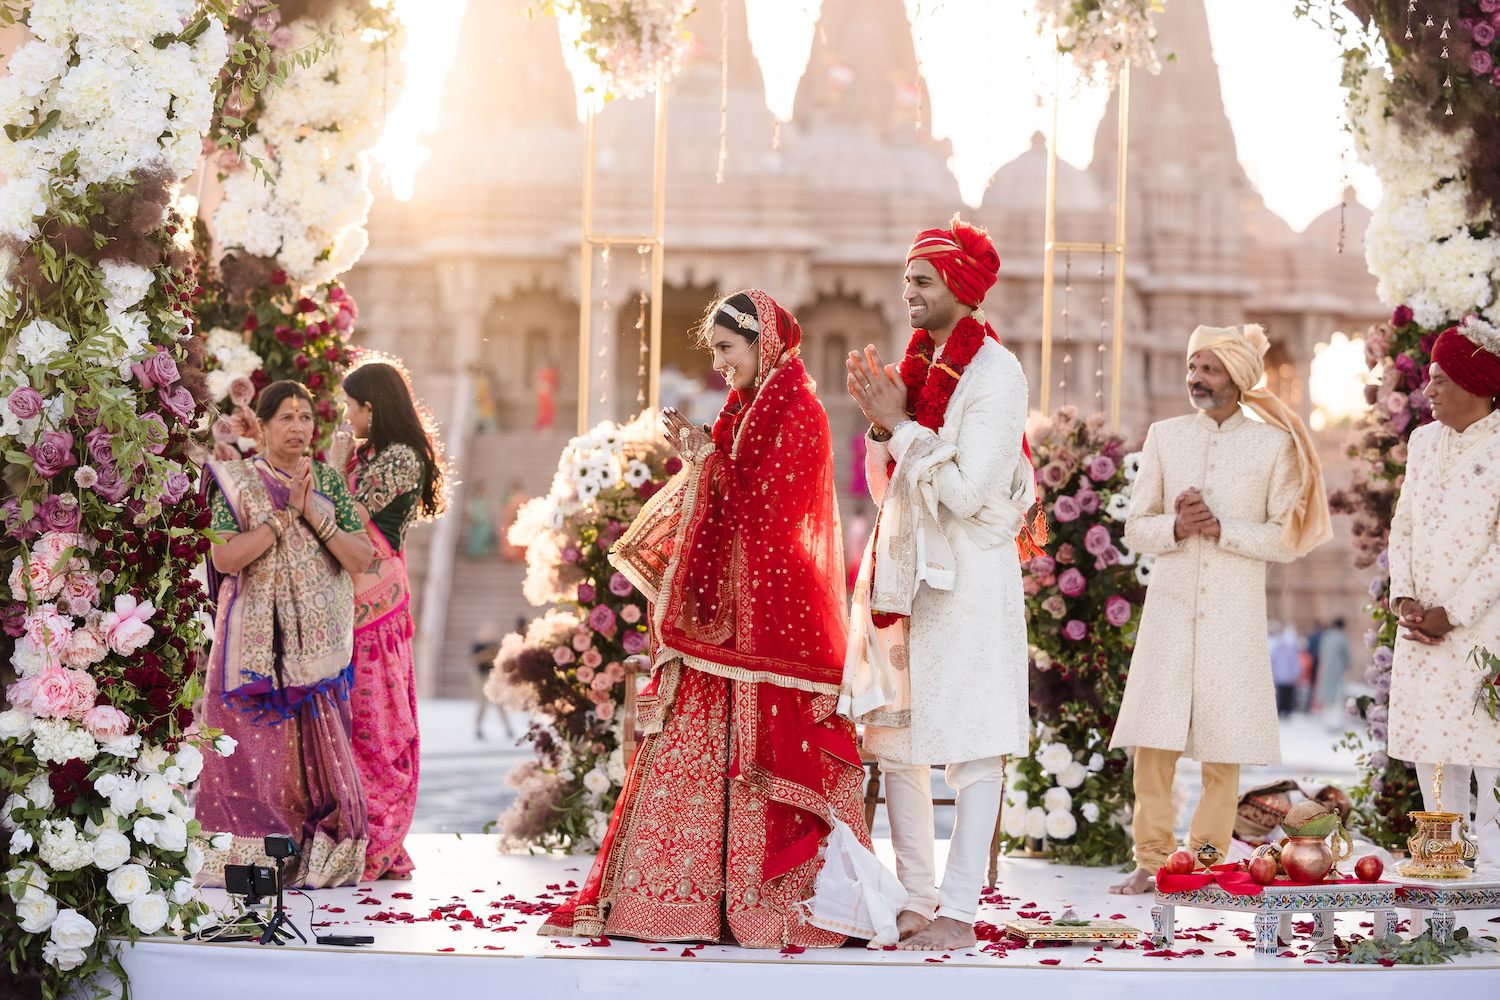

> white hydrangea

[
  {"left": 30, "top": 719, "right": 98, "bottom": 765},
  {"left": 98, "top": 261, "right": 154, "bottom": 311},
  {"left": 16, "top": 318, "right": 71, "bottom": 367},
  {"left": 38, "top": 818, "right": 93, "bottom": 871}
]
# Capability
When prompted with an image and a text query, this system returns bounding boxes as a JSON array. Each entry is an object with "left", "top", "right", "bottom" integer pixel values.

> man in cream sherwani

[
  {"left": 843, "top": 218, "right": 1032, "bottom": 950},
  {"left": 1388, "top": 317, "right": 1500, "bottom": 874},
  {"left": 1108, "top": 324, "right": 1332, "bottom": 895}
]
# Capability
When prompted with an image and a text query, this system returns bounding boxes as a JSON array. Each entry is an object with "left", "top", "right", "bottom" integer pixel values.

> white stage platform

[{"left": 113, "top": 835, "right": 1500, "bottom": 999}]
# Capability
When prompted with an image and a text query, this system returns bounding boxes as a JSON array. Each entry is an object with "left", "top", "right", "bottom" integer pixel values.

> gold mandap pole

[
  {"left": 578, "top": 71, "right": 668, "bottom": 435},
  {"left": 1040, "top": 59, "right": 1131, "bottom": 431}
]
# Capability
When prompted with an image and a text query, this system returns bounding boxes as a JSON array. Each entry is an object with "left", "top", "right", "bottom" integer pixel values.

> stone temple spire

[{"left": 792, "top": 0, "right": 932, "bottom": 143}]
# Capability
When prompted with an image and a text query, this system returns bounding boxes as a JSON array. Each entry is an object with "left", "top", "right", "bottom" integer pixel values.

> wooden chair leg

[
  {"left": 863, "top": 760, "right": 881, "bottom": 834},
  {"left": 987, "top": 755, "right": 1007, "bottom": 888}
]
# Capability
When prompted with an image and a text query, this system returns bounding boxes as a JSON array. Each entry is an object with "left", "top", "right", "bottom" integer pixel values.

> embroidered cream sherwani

[
  {"left": 859, "top": 339, "right": 1031, "bottom": 765},
  {"left": 1109, "top": 408, "right": 1302, "bottom": 765},
  {"left": 1388, "top": 408, "right": 1500, "bottom": 768}
]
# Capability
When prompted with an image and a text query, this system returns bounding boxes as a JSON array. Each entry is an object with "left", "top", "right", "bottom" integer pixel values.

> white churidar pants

[
  {"left": 878, "top": 754, "right": 1006, "bottom": 924},
  {"left": 1415, "top": 762, "right": 1500, "bottom": 874}
]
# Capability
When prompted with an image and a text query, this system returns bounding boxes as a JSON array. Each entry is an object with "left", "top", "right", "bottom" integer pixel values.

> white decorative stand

[
  {"left": 1393, "top": 877, "right": 1500, "bottom": 943},
  {"left": 1153, "top": 880, "right": 1401, "bottom": 957}
]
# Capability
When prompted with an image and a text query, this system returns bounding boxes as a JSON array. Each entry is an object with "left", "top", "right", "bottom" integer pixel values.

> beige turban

[{"left": 1186, "top": 324, "right": 1332, "bottom": 557}]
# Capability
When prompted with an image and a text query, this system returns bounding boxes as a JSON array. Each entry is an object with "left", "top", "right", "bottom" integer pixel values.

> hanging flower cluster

[
  {"left": 0, "top": 3, "right": 239, "bottom": 991},
  {"left": 1031, "top": 0, "right": 1163, "bottom": 90},
  {"left": 486, "top": 411, "right": 675, "bottom": 851},
  {"left": 213, "top": 3, "right": 406, "bottom": 288},
  {"left": 998, "top": 407, "right": 1145, "bottom": 866},
  {"left": 544, "top": 0, "right": 695, "bottom": 100}
]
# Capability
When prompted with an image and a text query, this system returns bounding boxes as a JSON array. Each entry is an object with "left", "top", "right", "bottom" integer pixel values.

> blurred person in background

[
  {"left": 471, "top": 620, "right": 515, "bottom": 740},
  {"left": 1317, "top": 618, "right": 1349, "bottom": 730},
  {"left": 1270, "top": 621, "right": 1301, "bottom": 718}
]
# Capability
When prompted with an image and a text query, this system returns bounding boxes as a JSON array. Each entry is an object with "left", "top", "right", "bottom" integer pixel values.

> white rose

[
  {"left": 10, "top": 828, "right": 33, "bottom": 853},
  {"left": 0, "top": 707, "right": 34, "bottom": 741},
  {"left": 184, "top": 842, "right": 205, "bottom": 876},
  {"left": 135, "top": 746, "right": 168, "bottom": 774},
  {"left": 162, "top": 765, "right": 182, "bottom": 785},
  {"left": 1045, "top": 808, "right": 1078, "bottom": 840},
  {"left": 131, "top": 816, "right": 160, "bottom": 845},
  {"left": 155, "top": 813, "right": 187, "bottom": 852},
  {"left": 24, "top": 774, "right": 54, "bottom": 810},
  {"left": 1043, "top": 785, "right": 1073, "bottom": 814},
  {"left": 214, "top": 735, "right": 237, "bottom": 757},
  {"left": 1080, "top": 801, "right": 1101, "bottom": 823},
  {"left": 1024, "top": 806, "right": 1047, "bottom": 840},
  {"left": 16, "top": 888, "right": 58, "bottom": 933},
  {"left": 91, "top": 829, "right": 131, "bottom": 870},
  {"left": 106, "top": 863, "right": 150, "bottom": 904},
  {"left": 209, "top": 831, "right": 231, "bottom": 851},
  {"left": 1058, "top": 761, "right": 1088, "bottom": 790},
  {"left": 2, "top": 793, "right": 25, "bottom": 831},
  {"left": 1087, "top": 753, "right": 1105, "bottom": 772},
  {"left": 582, "top": 767, "right": 611, "bottom": 795},
  {"left": 99, "top": 733, "right": 142, "bottom": 758},
  {"left": 1035, "top": 742, "right": 1074, "bottom": 776},
  {"left": 92, "top": 773, "right": 121, "bottom": 796},
  {"left": 48, "top": 908, "right": 96, "bottom": 949},
  {"left": 107, "top": 776, "right": 140, "bottom": 816},
  {"left": 41, "top": 942, "right": 87, "bottom": 971},
  {"left": 6, "top": 860, "right": 48, "bottom": 895},
  {"left": 169, "top": 877, "right": 196, "bottom": 905},
  {"left": 127, "top": 892, "right": 169, "bottom": 934},
  {"left": 137, "top": 775, "right": 173, "bottom": 814},
  {"left": 172, "top": 744, "right": 204, "bottom": 782},
  {"left": 1001, "top": 799, "right": 1029, "bottom": 839}
]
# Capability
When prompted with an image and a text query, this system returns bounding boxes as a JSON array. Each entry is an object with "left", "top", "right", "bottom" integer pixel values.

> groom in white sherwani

[{"left": 843, "top": 218, "right": 1032, "bottom": 951}]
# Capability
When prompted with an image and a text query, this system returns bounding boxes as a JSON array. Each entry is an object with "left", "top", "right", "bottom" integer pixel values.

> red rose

[
  {"left": 250, "top": 369, "right": 270, "bottom": 390},
  {"left": 317, "top": 400, "right": 336, "bottom": 422},
  {"left": 324, "top": 345, "right": 339, "bottom": 362},
  {"left": 664, "top": 457, "right": 683, "bottom": 475},
  {"left": 270, "top": 270, "right": 287, "bottom": 285},
  {"left": 297, "top": 297, "right": 317, "bottom": 313},
  {"left": 294, "top": 353, "right": 311, "bottom": 371},
  {"left": 243, "top": 313, "right": 259, "bottom": 331},
  {"left": 1392, "top": 305, "right": 1413, "bottom": 327},
  {"left": 308, "top": 371, "right": 325, "bottom": 391}
]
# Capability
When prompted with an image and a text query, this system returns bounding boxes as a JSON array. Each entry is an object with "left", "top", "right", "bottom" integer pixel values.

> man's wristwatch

[{"left": 868, "top": 422, "right": 892, "bottom": 443}]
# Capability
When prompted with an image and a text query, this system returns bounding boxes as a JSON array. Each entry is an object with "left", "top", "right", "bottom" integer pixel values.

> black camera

[
  {"left": 264, "top": 834, "right": 300, "bottom": 859},
  {"left": 224, "top": 863, "right": 278, "bottom": 899}
]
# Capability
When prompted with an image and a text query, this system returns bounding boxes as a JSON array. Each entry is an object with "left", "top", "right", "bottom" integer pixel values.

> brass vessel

[{"left": 1396, "top": 811, "right": 1477, "bottom": 879}]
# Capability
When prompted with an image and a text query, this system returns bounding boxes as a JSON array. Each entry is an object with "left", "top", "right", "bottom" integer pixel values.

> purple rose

[
  {"left": 1, "top": 602, "right": 25, "bottom": 637},
  {"left": 1053, "top": 495, "right": 1081, "bottom": 522},
  {"left": 1058, "top": 567, "right": 1087, "bottom": 597},
  {"left": 1374, "top": 671, "right": 1391, "bottom": 696},
  {"left": 93, "top": 462, "right": 129, "bottom": 503},
  {"left": 1076, "top": 489, "right": 1100, "bottom": 514},
  {"left": 1392, "top": 408, "right": 1411, "bottom": 434},
  {"left": 7, "top": 386, "right": 42, "bottom": 419},
  {"left": 84, "top": 426, "right": 114, "bottom": 465},
  {"left": 140, "top": 412, "right": 170, "bottom": 455},
  {"left": 130, "top": 348, "right": 180, "bottom": 391},
  {"left": 1370, "top": 750, "right": 1389, "bottom": 771},
  {"left": 1062, "top": 619, "right": 1088, "bottom": 642},
  {"left": 1368, "top": 575, "right": 1386, "bottom": 598},
  {"left": 1086, "top": 455, "right": 1116, "bottom": 481},
  {"left": 1083, "top": 524, "right": 1112, "bottom": 556},
  {"left": 576, "top": 582, "right": 595, "bottom": 602},
  {"left": 0, "top": 498, "right": 39, "bottom": 540},
  {"left": 162, "top": 470, "right": 192, "bottom": 505},
  {"left": 1472, "top": 48, "right": 1494, "bottom": 76},
  {"left": 1366, "top": 704, "right": 1388, "bottom": 727},
  {"left": 588, "top": 604, "right": 617, "bottom": 632},
  {"left": 608, "top": 572, "right": 634, "bottom": 598},
  {"left": 621, "top": 630, "right": 647, "bottom": 655},
  {"left": 1475, "top": 20, "right": 1496, "bottom": 46},
  {"left": 1105, "top": 595, "right": 1132, "bottom": 627},
  {"left": 27, "top": 429, "right": 76, "bottom": 478},
  {"left": 158, "top": 384, "right": 195, "bottom": 422},
  {"left": 38, "top": 495, "right": 80, "bottom": 533},
  {"left": 1093, "top": 545, "right": 1121, "bottom": 570},
  {"left": 1029, "top": 555, "right": 1055, "bottom": 576},
  {"left": 1370, "top": 722, "right": 1387, "bottom": 743},
  {"left": 211, "top": 416, "right": 239, "bottom": 444}
]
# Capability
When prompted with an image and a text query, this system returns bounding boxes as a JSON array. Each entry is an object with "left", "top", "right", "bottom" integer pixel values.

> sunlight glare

[
  {"left": 744, "top": 0, "right": 822, "bottom": 122},
  {"left": 1309, "top": 332, "right": 1371, "bottom": 427},
  {"left": 370, "top": 0, "right": 467, "bottom": 202}
]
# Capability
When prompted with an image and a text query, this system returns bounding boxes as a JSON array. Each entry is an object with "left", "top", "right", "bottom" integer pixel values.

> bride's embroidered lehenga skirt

[{"left": 539, "top": 664, "right": 870, "bottom": 947}]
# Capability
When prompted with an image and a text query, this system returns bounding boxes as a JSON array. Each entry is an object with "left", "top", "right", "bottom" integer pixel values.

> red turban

[
  {"left": 906, "top": 214, "right": 1000, "bottom": 308},
  {"left": 1432, "top": 323, "right": 1500, "bottom": 398}
]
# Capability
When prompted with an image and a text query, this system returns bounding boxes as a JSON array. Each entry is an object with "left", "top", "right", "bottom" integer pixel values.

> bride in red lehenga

[{"left": 539, "top": 290, "right": 872, "bottom": 948}]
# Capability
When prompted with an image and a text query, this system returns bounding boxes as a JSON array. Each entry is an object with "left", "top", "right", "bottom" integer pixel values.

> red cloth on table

[{"left": 1156, "top": 864, "right": 1380, "bottom": 898}]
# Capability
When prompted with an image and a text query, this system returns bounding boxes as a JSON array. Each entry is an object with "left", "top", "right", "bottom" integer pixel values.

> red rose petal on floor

[
  {"left": 357, "top": 898, "right": 381, "bottom": 905},
  {"left": 1215, "top": 951, "right": 1236, "bottom": 957},
  {"left": 1110, "top": 914, "right": 1126, "bottom": 919},
  {"left": 651, "top": 947, "right": 667, "bottom": 952},
  {"left": 780, "top": 946, "right": 805, "bottom": 955},
  {"left": 882, "top": 945, "right": 898, "bottom": 951},
  {"left": 483, "top": 945, "right": 504, "bottom": 951},
  {"left": 546, "top": 884, "right": 561, "bottom": 890},
  {"left": 1278, "top": 951, "right": 1297, "bottom": 958},
  {"left": 924, "top": 958, "right": 944, "bottom": 963},
  {"left": 1304, "top": 959, "right": 1323, "bottom": 964},
  {"left": 437, "top": 948, "right": 454, "bottom": 952},
  {"left": 1039, "top": 958, "right": 1060, "bottom": 965},
  {"left": 1085, "top": 957, "right": 1102, "bottom": 964},
  {"left": 566, "top": 881, "right": 578, "bottom": 888},
  {"left": 459, "top": 909, "right": 474, "bottom": 920},
  {"left": 391, "top": 893, "right": 413, "bottom": 899},
  {"left": 327, "top": 908, "right": 345, "bottom": 913},
  {"left": 584, "top": 937, "right": 611, "bottom": 947},
  {"left": 680, "top": 949, "right": 696, "bottom": 957}
]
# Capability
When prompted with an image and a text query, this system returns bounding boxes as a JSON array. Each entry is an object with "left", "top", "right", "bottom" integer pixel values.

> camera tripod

[{"left": 189, "top": 854, "right": 305, "bottom": 945}]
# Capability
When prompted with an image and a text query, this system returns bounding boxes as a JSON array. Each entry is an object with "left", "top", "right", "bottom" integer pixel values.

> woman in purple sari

[{"left": 196, "top": 381, "right": 375, "bottom": 887}]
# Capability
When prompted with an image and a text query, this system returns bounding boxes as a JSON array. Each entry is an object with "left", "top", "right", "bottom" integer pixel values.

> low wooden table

[
  {"left": 1393, "top": 877, "right": 1500, "bottom": 943},
  {"left": 1153, "top": 880, "right": 1402, "bottom": 956}
]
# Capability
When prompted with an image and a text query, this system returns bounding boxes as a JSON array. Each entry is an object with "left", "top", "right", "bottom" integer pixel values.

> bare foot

[
  {"left": 1108, "top": 868, "right": 1154, "bottom": 895},
  {"left": 896, "top": 909, "right": 931, "bottom": 940},
  {"left": 894, "top": 915, "right": 976, "bottom": 951}
]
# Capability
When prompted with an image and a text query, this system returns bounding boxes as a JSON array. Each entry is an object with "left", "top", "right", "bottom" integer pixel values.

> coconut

[{"left": 1283, "top": 800, "right": 1329, "bottom": 828}]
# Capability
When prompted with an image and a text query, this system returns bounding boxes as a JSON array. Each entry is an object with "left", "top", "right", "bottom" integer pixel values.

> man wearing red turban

[
  {"left": 841, "top": 216, "right": 1033, "bottom": 950},
  {"left": 1388, "top": 316, "right": 1500, "bottom": 875}
]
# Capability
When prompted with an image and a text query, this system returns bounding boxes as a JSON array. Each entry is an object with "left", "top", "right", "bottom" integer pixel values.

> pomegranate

[
  {"left": 1354, "top": 855, "right": 1384, "bottom": 882},
  {"left": 1248, "top": 855, "right": 1278, "bottom": 885},
  {"left": 1163, "top": 850, "right": 1196, "bottom": 876}
]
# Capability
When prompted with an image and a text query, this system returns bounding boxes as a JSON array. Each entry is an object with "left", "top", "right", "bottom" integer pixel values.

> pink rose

[
  {"left": 6, "top": 674, "right": 38, "bottom": 709},
  {"left": 1105, "top": 595, "right": 1133, "bottom": 627},
  {"left": 595, "top": 700, "right": 616, "bottom": 720},
  {"left": 67, "top": 668, "right": 97, "bottom": 720},
  {"left": 588, "top": 604, "right": 617, "bottom": 632},
  {"left": 1039, "top": 461, "right": 1069, "bottom": 489},
  {"left": 1077, "top": 489, "right": 1100, "bottom": 514},
  {"left": 1062, "top": 619, "right": 1089, "bottom": 642},
  {"left": 1029, "top": 555, "right": 1056, "bottom": 575},
  {"left": 1053, "top": 495, "right": 1081, "bottom": 522},
  {"left": 571, "top": 631, "right": 591, "bottom": 652},
  {"left": 1057, "top": 543, "right": 1075, "bottom": 564},
  {"left": 1384, "top": 391, "right": 1408, "bottom": 415},
  {"left": 24, "top": 604, "right": 72, "bottom": 654},
  {"left": 591, "top": 672, "right": 613, "bottom": 693},
  {"left": 620, "top": 604, "right": 642, "bottom": 624},
  {"left": 28, "top": 429, "right": 77, "bottom": 478},
  {"left": 211, "top": 416, "right": 239, "bottom": 444},
  {"left": 93, "top": 462, "right": 128, "bottom": 503},
  {"left": 581, "top": 648, "right": 603, "bottom": 669},
  {"left": 1041, "top": 595, "right": 1067, "bottom": 619},
  {"left": 553, "top": 645, "right": 576, "bottom": 666},
  {"left": 575, "top": 581, "right": 594, "bottom": 600},
  {"left": 61, "top": 571, "right": 99, "bottom": 610},
  {"left": 84, "top": 427, "right": 114, "bottom": 465},
  {"left": 1058, "top": 568, "right": 1087, "bottom": 597},
  {"left": 1390, "top": 445, "right": 1408, "bottom": 464},
  {"left": 1475, "top": 21, "right": 1496, "bottom": 46},
  {"left": 621, "top": 630, "right": 647, "bottom": 655},
  {"left": 1083, "top": 524, "right": 1112, "bottom": 556},
  {"left": 605, "top": 661, "right": 626, "bottom": 683},
  {"left": 575, "top": 664, "right": 595, "bottom": 683},
  {"left": 158, "top": 384, "right": 196, "bottom": 422},
  {"left": 139, "top": 413, "right": 170, "bottom": 455},
  {"left": 1094, "top": 545, "right": 1122, "bottom": 570},
  {"left": 609, "top": 572, "right": 634, "bottom": 598},
  {"left": 227, "top": 375, "right": 257, "bottom": 408},
  {"left": 101, "top": 594, "right": 156, "bottom": 656},
  {"left": 132, "top": 348, "right": 180, "bottom": 391},
  {"left": 1039, "top": 573, "right": 1056, "bottom": 587},
  {"left": 61, "top": 624, "right": 106, "bottom": 668},
  {"left": 588, "top": 687, "right": 611, "bottom": 704},
  {"left": 1022, "top": 576, "right": 1041, "bottom": 596},
  {"left": 7, "top": 386, "right": 42, "bottom": 419},
  {"left": 82, "top": 704, "right": 130, "bottom": 740},
  {"left": 38, "top": 495, "right": 81, "bottom": 534},
  {"left": 30, "top": 664, "right": 84, "bottom": 719},
  {"left": 1087, "top": 455, "right": 1116, "bottom": 481}
]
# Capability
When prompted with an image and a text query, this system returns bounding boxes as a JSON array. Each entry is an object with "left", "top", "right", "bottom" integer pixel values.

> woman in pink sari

[{"left": 336, "top": 361, "right": 447, "bottom": 880}]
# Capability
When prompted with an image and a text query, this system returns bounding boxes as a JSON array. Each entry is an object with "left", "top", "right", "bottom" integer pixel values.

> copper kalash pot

[
  {"left": 1275, "top": 800, "right": 1353, "bottom": 884},
  {"left": 1396, "top": 761, "right": 1477, "bottom": 880}
]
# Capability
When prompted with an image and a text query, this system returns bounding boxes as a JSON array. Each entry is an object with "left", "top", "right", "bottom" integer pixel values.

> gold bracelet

[
  {"left": 264, "top": 513, "right": 284, "bottom": 541},
  {"left": 316, "top": 515, "right": 338, "bottom": 544}
]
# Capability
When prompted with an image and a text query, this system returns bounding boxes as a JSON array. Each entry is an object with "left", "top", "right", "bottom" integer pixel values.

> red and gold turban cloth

[
  {"left": 1432, "top": 317, "right": 1500, "bottom": 399},
  {"left": 905, "top": 215, "right": 1001, "bottom": 308}
]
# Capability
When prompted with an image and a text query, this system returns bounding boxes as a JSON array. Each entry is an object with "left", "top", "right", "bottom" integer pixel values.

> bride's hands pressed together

[{"left": 661, "top": 407, "right": 713, "bottom": 462}]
